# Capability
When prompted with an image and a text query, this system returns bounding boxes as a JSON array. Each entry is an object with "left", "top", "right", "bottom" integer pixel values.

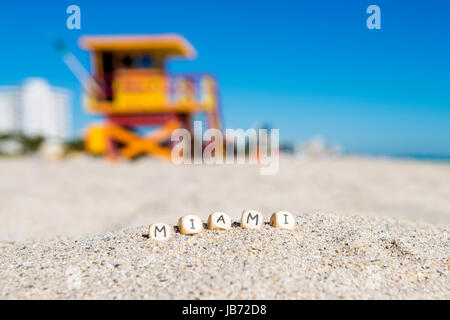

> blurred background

[{"left": 0, "top": 0, "right": 449, "bottom": 241}]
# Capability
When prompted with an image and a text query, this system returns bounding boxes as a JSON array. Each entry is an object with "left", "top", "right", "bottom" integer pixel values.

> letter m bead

[
  {"left": 148, "top": 223, "right": 172, "bottom": 241},
  {"left": 240, "top": 210, "right": 264, "bottom": 229}
]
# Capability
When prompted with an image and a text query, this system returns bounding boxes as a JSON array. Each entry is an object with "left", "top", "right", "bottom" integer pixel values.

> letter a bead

[
  {"left": 269, "top": 211, "right": 296, "bottom": 231},
  {"left": 240, "top": 210, "right": 263, "bottom": 229},
  {"left": 178, "top": 215, "right": 203, "bottom": 235},
  {"left": 148, "top": 223, "right": 172, "bottom": 241},
  {"left": 207, "top": 212, "right": 232, "bottom": 230}
]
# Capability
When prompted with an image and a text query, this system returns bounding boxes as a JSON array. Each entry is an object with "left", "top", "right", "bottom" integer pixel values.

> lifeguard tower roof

[{"left": 79, "top": 33, "right": 197, "bottom": 59}]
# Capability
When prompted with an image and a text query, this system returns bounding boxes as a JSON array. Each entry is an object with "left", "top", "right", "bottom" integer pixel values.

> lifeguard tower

[{"left": 79, "top": 34, "right": 222, "bottom": 161}]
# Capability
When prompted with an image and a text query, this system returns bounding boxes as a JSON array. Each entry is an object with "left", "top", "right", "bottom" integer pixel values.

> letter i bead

[
  {"left": 178, "top": 215, "right": 203, "bottom": 235},
  {"left": 269, "top": 211, "right": 296, "bottom": 231}
]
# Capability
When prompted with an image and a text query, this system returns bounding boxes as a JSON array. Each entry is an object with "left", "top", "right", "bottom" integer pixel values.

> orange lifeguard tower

[{"left": 79, "top": 34, "right": 222, "bottom": 161}]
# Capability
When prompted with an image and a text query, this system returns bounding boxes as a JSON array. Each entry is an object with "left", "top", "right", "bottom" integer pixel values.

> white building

[
  {"left": 0, "top": 78, "right": 71, "bottom": 141},
  {"left": 0, "top": 86, "right": 21, "bottom": 133}
]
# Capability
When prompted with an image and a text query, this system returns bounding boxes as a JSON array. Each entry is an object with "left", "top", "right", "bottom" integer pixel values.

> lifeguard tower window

[
  {"left": 120, "top": 54, "right": 153, "bottom": 69},
  {"left": 102, "top": 52, "right": 114, "bottom": 73},
  {"left": 102, "top": 52, "right": 114, "bottom": 100},
  {"left": 135, "top": 55, "right": 152, "bottom": 68},
  {"left": 100, "top": 52, "right": 154, "bottom": 100}
]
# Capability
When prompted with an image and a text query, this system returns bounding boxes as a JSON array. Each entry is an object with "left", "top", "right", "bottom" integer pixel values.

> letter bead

[
  {"left": 148, "top": 223, "right": 172, "bottom": 241},
  {"left": 269, "top": 211, "right": 296, "bottom": 230},
  {"left": 207, "top": 212, "right": 232, "bottom": 230},
  {"left": 240, "top": 210, "right": 263, "bottom": 229},
  {"left": 178, "top": 215, "right": 203, "bottom": 235}
]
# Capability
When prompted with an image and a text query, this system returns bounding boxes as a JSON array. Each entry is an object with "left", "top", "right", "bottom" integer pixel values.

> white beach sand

[
  {"left": 1, "top": 156, "right": 449, "bottom": 241},
  {"left": 0, "top": 156, "right": 449, "bottom": 299},
  {"left": 0, "top": 214, "right": 448, "bottom": 299}
]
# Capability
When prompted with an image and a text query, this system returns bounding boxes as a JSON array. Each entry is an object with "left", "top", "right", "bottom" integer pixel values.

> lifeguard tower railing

[
  {"left": 85, "top": 71, "right": 221, "bottom": 130},
  {"left": 86, "top": 71, "right": 215, "bottom": 111}
]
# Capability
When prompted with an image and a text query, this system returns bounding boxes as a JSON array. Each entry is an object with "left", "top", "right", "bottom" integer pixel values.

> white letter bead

[
  {"left": 207, "top": 212, "right": 232, "bottom": 230},
  {"left": 240, "top": 210, "right": 264, "bottom": 229},
  {"left": 178, "top": 215, "right": 203, "bottom": 235},
  {"left": 148, "top": 223, "right": 172, "bottom": 241},
  {"left": 270, "top": 211, "right": 295, "bottom": 230}
]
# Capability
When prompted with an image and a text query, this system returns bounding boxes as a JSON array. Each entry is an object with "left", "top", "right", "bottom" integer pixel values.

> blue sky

[{"left": 0, "top": 0, "right": 449, "bottom": 156}]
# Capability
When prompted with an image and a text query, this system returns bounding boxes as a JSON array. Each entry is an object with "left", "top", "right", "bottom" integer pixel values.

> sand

[
  {"left": 0, "top": 156, "right": 449, "bottom": 241},
  {"left": 0, "top": 156, "right": 449, "bottom": 299},
  {"left": 0, "top": 213, "right": 448, "bottom": 299}
]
